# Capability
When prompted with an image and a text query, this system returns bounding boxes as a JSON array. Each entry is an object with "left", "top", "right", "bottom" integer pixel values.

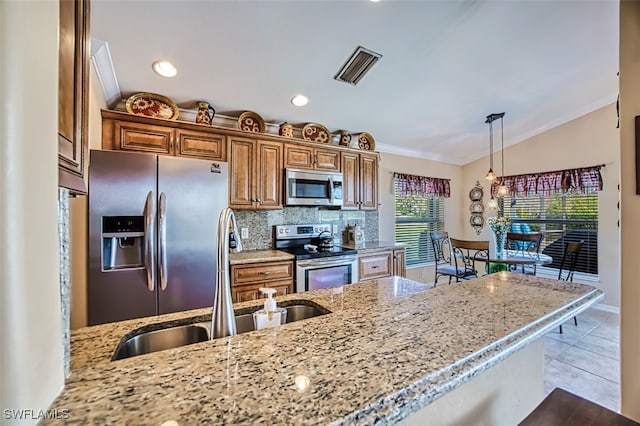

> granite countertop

[
  {"left": 229, "top": 249, "right": 294, "bottom": 265},
  {"left": 342, "top": 240, "right": 406, "bottom": 253},
  {"left": 46, "top": 273, "right": 602, "bottom": 425}
]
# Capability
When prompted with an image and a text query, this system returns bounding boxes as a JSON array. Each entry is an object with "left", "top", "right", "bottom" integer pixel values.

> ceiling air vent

[{"left": 334, "top": 46, "right": 382, "bottom": 86}]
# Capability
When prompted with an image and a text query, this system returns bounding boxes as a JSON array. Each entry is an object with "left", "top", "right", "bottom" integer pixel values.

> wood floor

[{"left": 543, "top": 307, "right": 620, "bottom": 412}]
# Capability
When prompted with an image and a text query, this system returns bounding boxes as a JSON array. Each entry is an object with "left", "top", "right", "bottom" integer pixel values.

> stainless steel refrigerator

[{"left": 88, "top": 150, "right": 228, "bottom": 325}]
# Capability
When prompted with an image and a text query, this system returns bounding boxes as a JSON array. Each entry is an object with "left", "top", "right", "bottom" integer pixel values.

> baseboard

[{"left": 591, "top": 303, "right": 620, "bottom": 315}]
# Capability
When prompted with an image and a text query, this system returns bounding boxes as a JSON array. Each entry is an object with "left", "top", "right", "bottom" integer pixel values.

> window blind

[
  {"left": 501, "top": 193, "right": 598, "bottom": 275},
  {"left": 394, "top": 178, "right": 445, "bottom": 266}
]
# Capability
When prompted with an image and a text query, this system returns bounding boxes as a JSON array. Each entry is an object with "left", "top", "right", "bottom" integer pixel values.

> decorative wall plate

[
  {"left": 357, "top": 132, "right": 375, "bottom": 151},
  {"left": 469, "top": 185, "right": 484, "bottom": 201},
  {"left": 470, "top": 201, "right": 484, "bottom": 213},
  {"left": 470, "top": 214, "right": 485, "bottom": 228},
  {"left": 238, "top": 111, "right": 265, "bottom": 133},
  {"left": 125, "top": 92, "right": 179, "bottom": 120},
  {"left": 302, "top": 123, "right": 331, "bottom": 143}
]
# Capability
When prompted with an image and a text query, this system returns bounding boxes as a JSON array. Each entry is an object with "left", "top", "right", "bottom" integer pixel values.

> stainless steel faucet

[{"left": 211, "top": 207, "right": 242, "bottom": 339}]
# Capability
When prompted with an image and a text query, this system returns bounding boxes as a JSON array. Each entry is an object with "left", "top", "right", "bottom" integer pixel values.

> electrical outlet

[
  {"left": 332, "top": 224, "right": 338, "bottom": 234},
  {"left": 241, "top": 228, "right": 249, "bottom": 239}
]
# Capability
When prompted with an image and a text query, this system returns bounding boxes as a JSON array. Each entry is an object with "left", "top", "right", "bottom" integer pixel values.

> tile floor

[{"left": 543, "top": 306, "right": 620, "bottom": 412}]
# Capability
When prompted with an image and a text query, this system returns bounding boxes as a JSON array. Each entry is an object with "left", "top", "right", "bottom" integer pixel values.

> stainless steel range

[{"left": 274, "top": 224, "right": 358, "bottom": 293}]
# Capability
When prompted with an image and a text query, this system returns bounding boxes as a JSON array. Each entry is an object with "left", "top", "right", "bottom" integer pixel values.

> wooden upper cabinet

[
  {"left": 315, "top": 148, "right": 341, "bottom": 171},
  {"left": 228, "top": 137, "right": 282, "bottom": 210},
  {"left": 58, "top": 0, "right": 90, "bottom": 194},
  {"left": 284, "top": 143, "right": 340, "bottom": 171},
  {"left": 341, "top": 152, "right": 360, "bottom": 210},
  {"left": 114, "top": 120, "right": 173, "bottom": 154},
  {"left": 360, "top": 152, "right": 379, "bottom": 210},
  {"left": 175, "top": 129, "right": 226, "bottom": 160},
  {"left": 256, "top": 140, "right": 283, "bottom": 208},
  {"left": 341, "top": 151, "right": 378, "bottom": 210},
  {"left": 102, "top": 110, "right": 226, "bottom": 161},
  {"left": 228, "top": 137, "right": 255, "bottom": 208}
]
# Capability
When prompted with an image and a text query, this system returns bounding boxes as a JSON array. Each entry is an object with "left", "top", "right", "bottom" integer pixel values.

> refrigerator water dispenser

[{"left": 102, "top": 216, "right": 145, "bottom": 270}]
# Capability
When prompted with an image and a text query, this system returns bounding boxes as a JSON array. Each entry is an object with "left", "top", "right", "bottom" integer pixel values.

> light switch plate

[{"left": 241, "top": 228, "right": 249, "bottom": 239}]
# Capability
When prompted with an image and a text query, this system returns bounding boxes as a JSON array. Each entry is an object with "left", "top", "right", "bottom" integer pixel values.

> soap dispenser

[{"left": 252, "top": 288, "right": 287, "bottom": 330}]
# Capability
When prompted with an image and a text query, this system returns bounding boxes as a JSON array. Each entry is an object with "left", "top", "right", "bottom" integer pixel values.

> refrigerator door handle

[
  {"left": 158, "top": 192, "right": 168, "bottom": 291},
  {"left": 144, "top": 191, "right": 156, "bottom": 292}
]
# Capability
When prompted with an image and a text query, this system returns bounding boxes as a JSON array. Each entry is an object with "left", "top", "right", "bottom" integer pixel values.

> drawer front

[
  {"left": 358, "top": 252, "right": 392, "bottom": 280},
  {"left": 115, "top": 121, "right": 173, "bottom": 154},
  {"left": 233, "top": 280, "right": 293, "bottom": 303},
  {"left": 232, "top": 261, "right": 294, "bottom": 285}
]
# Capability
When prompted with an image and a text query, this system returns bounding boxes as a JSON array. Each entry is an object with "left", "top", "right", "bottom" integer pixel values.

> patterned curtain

[
  {"left": 492, "top": 165, "right": 603, "bottom": 197},
  {"left": 394, "top": 172, "right": 451, "bottom": 198}
]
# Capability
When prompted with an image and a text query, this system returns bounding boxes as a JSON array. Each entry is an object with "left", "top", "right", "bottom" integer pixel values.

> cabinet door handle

[
  {"left": 259, "top": 271, "right": 272, "bottom": 275},
  {"left": 372, "top": 265, "right": 379, "bottom": 269}
]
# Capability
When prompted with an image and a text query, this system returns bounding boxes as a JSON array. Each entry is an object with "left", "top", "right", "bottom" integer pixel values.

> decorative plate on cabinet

[
  {"left": 302, "top": 123, "right": 331, "bottom": 143},
  {"left": 125, "top": 92, "right": 179, "bottom": 120},
  {"left": 238, "top": 111, "right": 265, "bottom": 133},
  {"left": 357, "top": 132, "right": 375, "bottom": 151}
]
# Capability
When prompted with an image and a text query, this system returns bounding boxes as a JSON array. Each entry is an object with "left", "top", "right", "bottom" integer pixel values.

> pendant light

[
  {"left": 485, "top": 113, "right": 505, "bottom": 211},
  {"left": 484, "top": 116, "right": 497, "bottom": 183},
  {"left": 496, "top": 113, "right": 509, "bottom": 197}
]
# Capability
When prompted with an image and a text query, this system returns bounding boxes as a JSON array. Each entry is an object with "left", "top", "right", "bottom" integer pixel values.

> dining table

[{"left": 489, "top": 250, "right": 553, "bottom": 266}]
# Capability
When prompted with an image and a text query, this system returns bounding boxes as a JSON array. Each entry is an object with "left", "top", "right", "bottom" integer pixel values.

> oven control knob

[{"left": 285, "top": 229, "right": 290, "bottom": 233}]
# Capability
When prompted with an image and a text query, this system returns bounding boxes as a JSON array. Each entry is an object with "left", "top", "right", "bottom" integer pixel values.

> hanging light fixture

[
  {"left": 485, "top": 112, "right": 506, "bottom": 211},
  {"left": 484, "top": 115, "right": 497, "bottom": 183},
  {"left": 496, "top": 113, "right": 509, "bottom": 197}
]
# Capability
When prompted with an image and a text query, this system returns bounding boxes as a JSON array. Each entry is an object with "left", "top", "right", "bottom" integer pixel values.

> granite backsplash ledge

[{"left": 234, "top": 207, "right": 378, "bottom": 251}]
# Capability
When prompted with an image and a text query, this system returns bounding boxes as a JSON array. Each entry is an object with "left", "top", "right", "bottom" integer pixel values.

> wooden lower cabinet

[
  {"left": 230, "top": 260, "right": 294, "bottom": 302},
  {"left": 358, "top": 248, "right": 406, "bottom": 281},
  {"left": 393, "top": 248, "right": 407, "bottom": 278},
  {"left": 358, "top": 251, "right": 393, "bottom": 281}
]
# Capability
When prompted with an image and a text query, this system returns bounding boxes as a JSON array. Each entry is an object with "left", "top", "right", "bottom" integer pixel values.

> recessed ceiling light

[
  {"left": 291, "top": 94, "right": 309, "bottom": 107},
  {"left": 152, "top": 60, "right": 177, "bottom": 78}
]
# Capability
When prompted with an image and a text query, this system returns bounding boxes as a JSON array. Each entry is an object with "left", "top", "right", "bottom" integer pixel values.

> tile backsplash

[{"left": 234, "top": 207, "right": 378, "bottom": 250}]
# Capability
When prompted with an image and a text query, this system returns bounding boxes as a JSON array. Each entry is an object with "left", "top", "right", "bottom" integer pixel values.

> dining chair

[
  {"left": 450, "top": 238, "right": 490, "bottom": 279},
  {"left": 430, "top": 231, "right": 458, "bottom": 286},
  {"left": 558, "top": 241, "right": 584, "bottom": 333},
  {"left": 506, "top": 232, "right": 543, "bottom": 275}
]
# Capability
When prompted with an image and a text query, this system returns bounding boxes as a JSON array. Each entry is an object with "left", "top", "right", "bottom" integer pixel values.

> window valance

[
  {"left": 394, "top": 172, "right": 451, "bottom": 198},
  {"left": 492, "top": 165, "right": 603, "bottom": 197}
]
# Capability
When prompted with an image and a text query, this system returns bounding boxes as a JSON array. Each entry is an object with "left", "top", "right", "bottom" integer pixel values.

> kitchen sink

[
  {"left": 112, "top": 303, "right": 329, "bottom": 361},
  {"left": 112, "top": 324, "right": 210, "bottom": 361}
]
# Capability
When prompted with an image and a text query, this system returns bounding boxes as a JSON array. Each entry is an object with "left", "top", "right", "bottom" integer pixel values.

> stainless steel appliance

[
  {"left": 274, "top": 224, "right": 358, "bottom": 292},
  {"left": 88, "top": 150, "right": 228, "bottom": 325},
  {"left": 285, "top": 168, "right": 343, "bottom": 207}
]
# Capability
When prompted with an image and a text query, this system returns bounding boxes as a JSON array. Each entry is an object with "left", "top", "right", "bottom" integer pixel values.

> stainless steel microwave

[{"left": 285, "top": 168, "right": 343, "bottom": 206}]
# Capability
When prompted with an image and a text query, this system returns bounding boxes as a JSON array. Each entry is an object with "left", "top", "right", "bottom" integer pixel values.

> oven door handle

[{"left": 297, "top": 256, "right": 357, "bottom": 268}]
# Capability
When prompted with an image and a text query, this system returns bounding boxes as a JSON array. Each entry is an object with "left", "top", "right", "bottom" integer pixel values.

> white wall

[
  {"left": 619, "top": 1, "right": 640, "bottom": 421},
  {"left": 378, "top": 152, "right": 463, "bottom": 283},
  {"left": 462, "top": 104, "right": 620, "bottom": 308},
  {"left": 0, "top": 0, "right": 65, "bottom": 421}
]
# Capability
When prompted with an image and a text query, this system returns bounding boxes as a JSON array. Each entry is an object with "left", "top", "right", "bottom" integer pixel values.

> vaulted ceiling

[{"left": 91, "top": 0, "right": 619, "bottom": 165}]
